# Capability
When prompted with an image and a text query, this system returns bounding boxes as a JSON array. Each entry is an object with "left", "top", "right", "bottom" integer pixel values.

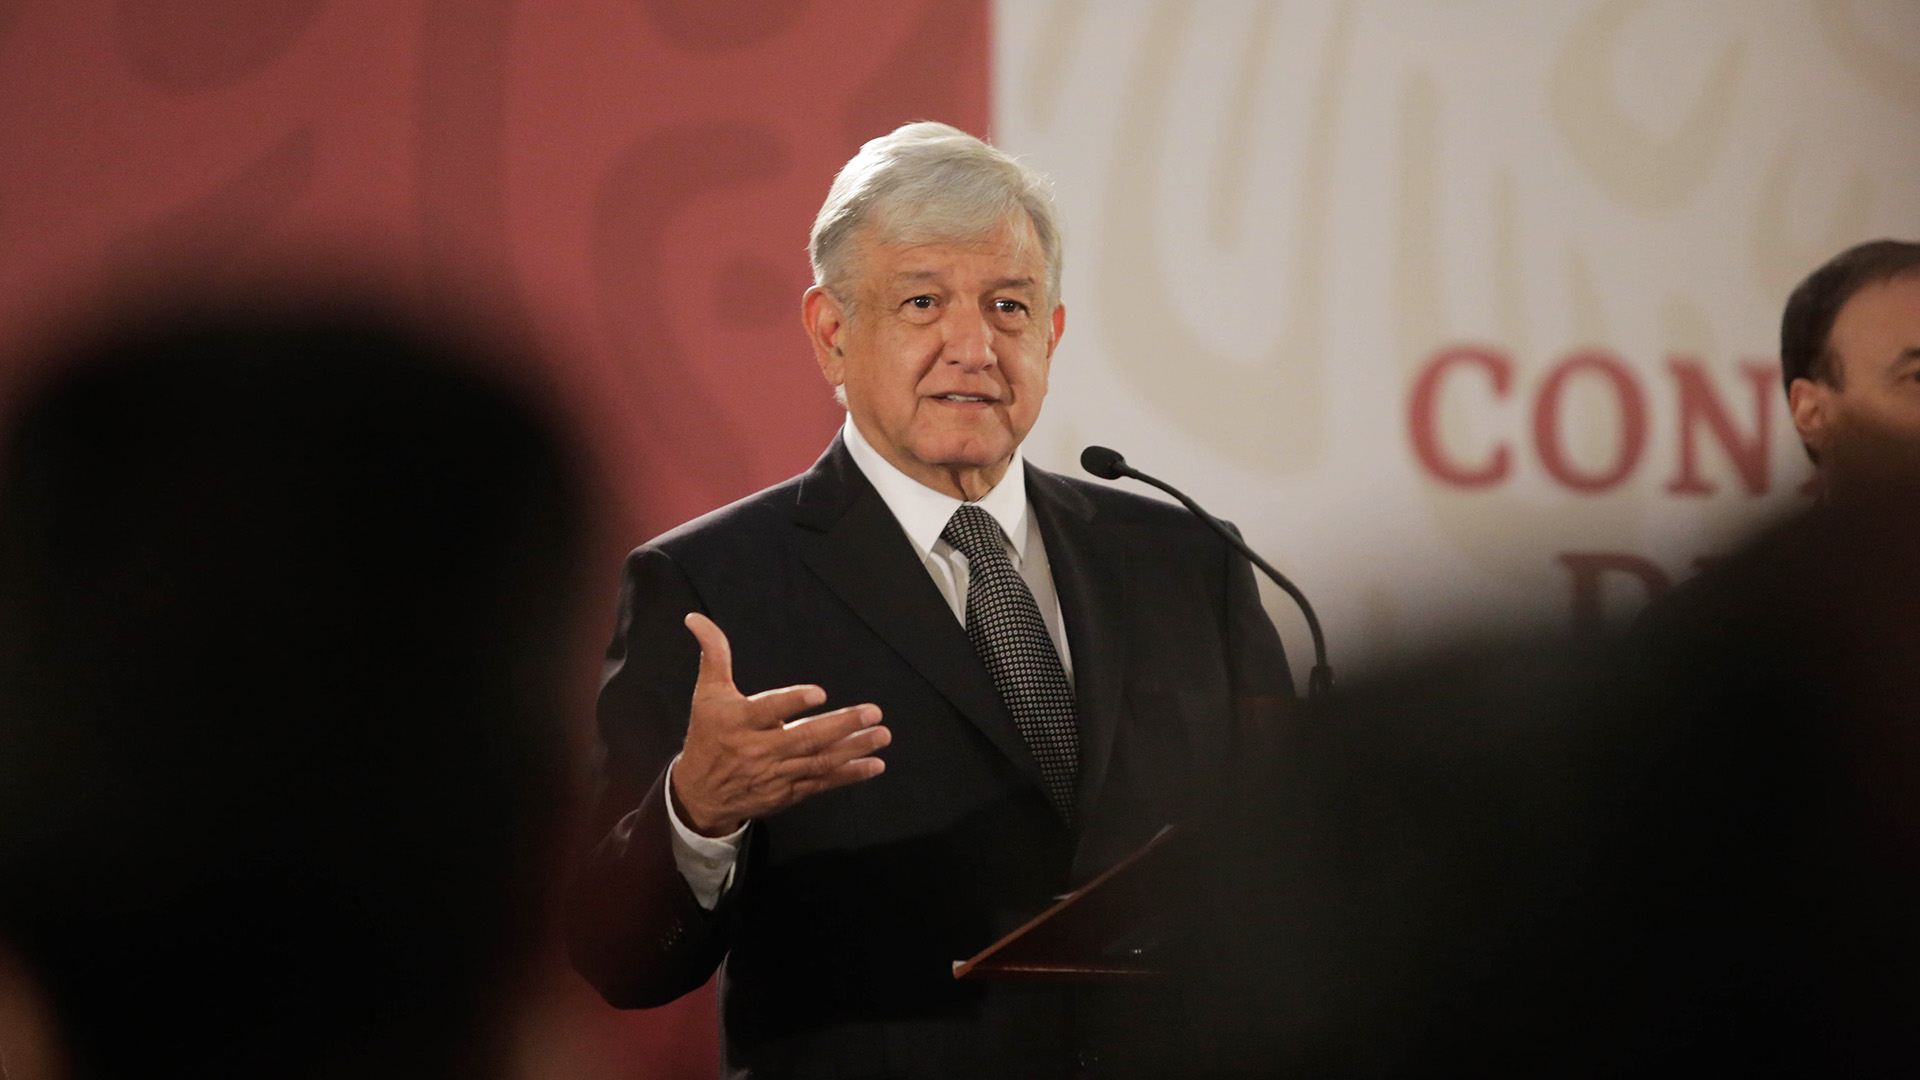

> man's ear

[
  {"left": 1789, "top": 377, "right": 1834, "bottom": 458},
  {"left": 1046, "top": 302, "right": 1066, "bottom": 358},
  {"left": 803, "top": 286, "right": 847, "bottom": 388}
]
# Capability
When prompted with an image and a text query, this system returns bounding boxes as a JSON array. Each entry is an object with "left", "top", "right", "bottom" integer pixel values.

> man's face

[
  {"left": 804, "top": 217, "right": 1064, "bottom": 501},
  {"left": 1792, "top": 275, "right": 1920, "bottom": 491}
]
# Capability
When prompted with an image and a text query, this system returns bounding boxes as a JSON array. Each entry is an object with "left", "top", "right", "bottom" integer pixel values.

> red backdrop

[{"left": 0, "top": 2, "right": 988, "bottom": 1076}]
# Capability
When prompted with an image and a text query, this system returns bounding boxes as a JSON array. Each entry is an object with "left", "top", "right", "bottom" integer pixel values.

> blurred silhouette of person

[
  {"left": 1586, "top": 242, "right": 1920, "bottom": 1070},
  {"left": 0, "top": 939, "right": 63, "bottom": 1080},
  {"left": 1157, "top": 246, "right": 1920, "bottom": 1076},
  {"left": 0, "top": 295, "right": 589, "bottom": 1080},
  {"left": 1175, "top": 546, "right": 1919, "bottom": 1078},
  {"left": 1176, "top": 239, "right": 1920, "bottom": 1071}
]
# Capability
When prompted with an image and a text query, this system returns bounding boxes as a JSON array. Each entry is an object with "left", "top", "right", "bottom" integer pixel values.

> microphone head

[{"left": 1080, "top": 445, "right": 1128, "bottom": 480}]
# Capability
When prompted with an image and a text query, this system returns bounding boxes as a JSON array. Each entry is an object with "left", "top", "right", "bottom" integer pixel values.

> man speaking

[{"left": 568, "top": 122, "right": 1292, "bottom": 1078}]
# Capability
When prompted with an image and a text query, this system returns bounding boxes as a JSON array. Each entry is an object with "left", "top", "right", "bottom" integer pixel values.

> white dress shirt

[{"left": 666, "top": 417, "right": 1073, "bottom": 909}]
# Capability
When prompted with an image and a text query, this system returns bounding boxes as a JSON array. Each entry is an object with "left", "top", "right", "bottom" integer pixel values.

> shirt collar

[{"left": 841, "top": 416, "right": 1030, "bottom": 564}]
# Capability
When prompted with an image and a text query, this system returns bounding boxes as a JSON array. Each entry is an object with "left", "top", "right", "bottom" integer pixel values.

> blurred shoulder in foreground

[
  {"left": 1181, "top": 492, "right": 1920, "bottom": 1077},
  {"left": 0, "top": 294, "right": 591, "bottom": 1080}
]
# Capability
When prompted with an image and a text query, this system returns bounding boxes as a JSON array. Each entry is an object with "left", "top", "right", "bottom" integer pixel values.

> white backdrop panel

[{"left": 995, "top": 0, "right": 1920, "bottom": 681}]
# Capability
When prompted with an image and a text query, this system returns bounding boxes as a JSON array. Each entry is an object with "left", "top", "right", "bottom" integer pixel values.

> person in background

[{"left": 1781, "top": 238, "right": 1920, "bottom": 498}]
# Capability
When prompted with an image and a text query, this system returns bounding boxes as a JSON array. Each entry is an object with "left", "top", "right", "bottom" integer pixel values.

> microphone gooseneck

[{"left": 1080, "top": 445, "right": 1333, "bottom": 698}]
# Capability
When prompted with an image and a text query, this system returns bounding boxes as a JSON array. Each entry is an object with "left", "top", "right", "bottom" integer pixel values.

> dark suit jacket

[{"left": 567, "top": 435, "right": 1292, "bottom": 1078}]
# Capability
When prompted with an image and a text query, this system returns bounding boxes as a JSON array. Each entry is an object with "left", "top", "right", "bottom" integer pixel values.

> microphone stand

[{"left": 1082, "top": 447, "right": 1333, "bottom": 698}]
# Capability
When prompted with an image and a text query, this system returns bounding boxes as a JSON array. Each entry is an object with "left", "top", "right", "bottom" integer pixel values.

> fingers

[
  {"left": 684, "top": 612, "right": 737, "bottom": 697},
  {"left": 676, "top": 615, "right": 889, "bottom": 823},
  {"left": 744, "top": 682, "right": 829, "bottom": 728},
  {"left": 777, "top": 704, "right": 883, "bottom": 755},
  {"left": 771, "top": 708, "right": 889, "bottom": 783},
  {"left": 789, "top": 731, "right": 889, "bottom": 782},
  {"left": 789, "top": 757, "right": 888, "bottom": 802}
]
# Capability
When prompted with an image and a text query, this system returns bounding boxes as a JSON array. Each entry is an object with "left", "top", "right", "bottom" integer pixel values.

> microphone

[{"left": 1080, "top": 445, "right": 1333, "bottom": 698}]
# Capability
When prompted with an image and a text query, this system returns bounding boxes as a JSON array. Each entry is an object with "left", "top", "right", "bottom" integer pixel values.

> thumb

[{"left": 684, "top": 612, "right": 737, "bottom": 697}]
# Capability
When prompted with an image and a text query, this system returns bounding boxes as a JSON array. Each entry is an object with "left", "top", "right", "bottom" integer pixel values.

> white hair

[{"left": 809, "top": 122, "right": 1063, "bottom": 315}]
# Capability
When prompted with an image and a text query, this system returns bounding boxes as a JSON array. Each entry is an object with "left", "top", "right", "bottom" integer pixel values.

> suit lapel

[
  {"left": 791, "top": 437, "right": 1045, "bottom": 791},
  {"left": 1025, "top": 465, "right": 1127, "bottom": 829}
]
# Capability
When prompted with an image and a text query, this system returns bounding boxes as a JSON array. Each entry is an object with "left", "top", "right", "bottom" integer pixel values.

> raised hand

[{"left": 669, "top": 612, "right": 889, "bottom": 837}]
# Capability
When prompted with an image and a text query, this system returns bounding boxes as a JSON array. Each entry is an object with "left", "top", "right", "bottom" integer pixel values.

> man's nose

[{"left": 939, "top": 306, "right": 995, "bottom": 370}]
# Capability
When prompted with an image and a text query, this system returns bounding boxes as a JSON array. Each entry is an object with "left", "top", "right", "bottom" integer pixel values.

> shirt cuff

[{"left": 664, "top": 754, "right": 746, "bottom": 911}]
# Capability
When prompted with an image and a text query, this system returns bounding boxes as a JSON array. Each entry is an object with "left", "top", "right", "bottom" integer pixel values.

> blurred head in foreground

[
  {"left": 0, "top": 297, "right": 588, "bottom": 1079},
  {"left": 1181, "top": 496, "right": 1920, "bottom": 1077},
  {"left": 1782, "top": 238, "right": 1920, "bottom": 497}
]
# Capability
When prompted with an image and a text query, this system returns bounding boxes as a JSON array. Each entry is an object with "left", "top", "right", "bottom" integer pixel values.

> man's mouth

[{"left": 930, "top": 393, "right": 995, "bottom": 403}]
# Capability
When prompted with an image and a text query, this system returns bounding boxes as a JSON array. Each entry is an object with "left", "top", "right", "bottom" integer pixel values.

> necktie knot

[{"left": 941, "top": 503, "right": 1005, "bottom": 564}]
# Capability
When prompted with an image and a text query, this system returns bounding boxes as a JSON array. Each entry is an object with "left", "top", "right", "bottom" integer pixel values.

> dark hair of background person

[
  {"left": 1779, "top": 238, "right": 1920, "bottom": 393},
  {"left": 0, "top": 298, "right": 589, "bottom": 1080}
]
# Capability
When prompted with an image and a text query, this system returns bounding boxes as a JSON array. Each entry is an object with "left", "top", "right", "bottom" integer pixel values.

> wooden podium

[{"left": 952, "top": 825, "right": 1182, "bottom": 983}]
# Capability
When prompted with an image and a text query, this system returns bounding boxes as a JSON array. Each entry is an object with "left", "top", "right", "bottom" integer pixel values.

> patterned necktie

[{"left": 941, "top": 503, "right": 1079, "bottom": 824}]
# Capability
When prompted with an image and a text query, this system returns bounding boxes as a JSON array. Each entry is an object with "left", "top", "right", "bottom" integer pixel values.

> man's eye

[
  {"left": 993, "top": 299, "right": 1027, "bottom": 315},
  {"left": 907, "top": 296, "right": 935, "bottom": 309}
]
